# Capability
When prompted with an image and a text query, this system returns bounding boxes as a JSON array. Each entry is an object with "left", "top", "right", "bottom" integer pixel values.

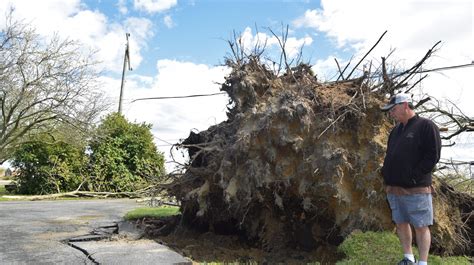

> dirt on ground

[{"left": 135, "top": 215, "right": 343, "bottom": 264}]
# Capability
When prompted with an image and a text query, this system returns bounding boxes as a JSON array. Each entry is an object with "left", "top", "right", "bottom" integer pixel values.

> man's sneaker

[{"left": 397, "top": 257, "right": 416, "bottom": 265}]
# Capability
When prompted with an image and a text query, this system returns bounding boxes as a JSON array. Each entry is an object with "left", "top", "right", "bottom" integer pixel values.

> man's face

[{"left": 389, "top": 102, "right": 405, "bottom": 122}]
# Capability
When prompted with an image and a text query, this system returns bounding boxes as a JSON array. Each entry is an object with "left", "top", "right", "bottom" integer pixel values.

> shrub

[
  {"left": 87, "top": 113, "right": 165, "bottom": 192},
  {"left": 11, "top": 137, "right": 88, "bottom": 194}
]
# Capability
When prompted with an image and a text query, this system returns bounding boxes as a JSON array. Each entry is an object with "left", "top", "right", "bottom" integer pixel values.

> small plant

[{"left": 124, "top": 206, "right": 179, "bottom": 220}]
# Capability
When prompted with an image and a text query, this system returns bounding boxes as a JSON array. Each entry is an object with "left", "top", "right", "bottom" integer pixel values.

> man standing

[{"left": 381, "top": 93, "right": 441, "bottom": 265}]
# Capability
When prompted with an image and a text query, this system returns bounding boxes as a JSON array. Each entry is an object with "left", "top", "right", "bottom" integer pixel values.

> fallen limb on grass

[{"left": 1, "top": 190, "right": 141, "bottom": 201}]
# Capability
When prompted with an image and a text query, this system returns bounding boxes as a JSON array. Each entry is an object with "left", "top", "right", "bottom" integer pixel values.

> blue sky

[
  {"left": 1, "top": 0, "right": 473, "bottom": 171},
  {"left": 82, "top": 0, "right": 345, "bottom": 76}
]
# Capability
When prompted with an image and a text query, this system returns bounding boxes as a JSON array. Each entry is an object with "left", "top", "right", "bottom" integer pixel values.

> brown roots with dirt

[{"left": 155, "top": 37, "right": 473, "bottom": 262}]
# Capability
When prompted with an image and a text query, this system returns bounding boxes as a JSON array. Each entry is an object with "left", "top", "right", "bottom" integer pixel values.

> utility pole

[{"left": 118, "top": 33, "right": 132, "bottom": 114}]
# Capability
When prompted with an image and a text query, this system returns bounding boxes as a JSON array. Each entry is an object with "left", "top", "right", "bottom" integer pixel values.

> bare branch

[
  {"left": 0, "top": 13, "right": 105, "bottom": 161},
  {"left": 346, "top": 30, "right": 388, "bottom": 80},
  {"left": 334, "top": 58, "right": 344, "bottom": 80}
]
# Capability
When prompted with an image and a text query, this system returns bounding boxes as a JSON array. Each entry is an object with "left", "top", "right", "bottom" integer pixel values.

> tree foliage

[
  {"left": 0, "top": 13, "right": 106, "bottom": 163},
  {"left": 11, "top": 113, "right": 166, "bottom": 194},
  {"left": 11, "top": 132, "right": 88, "bottom": 194},
  {"left": 88, "top": 113, "right": 165, "bottom": 192}
]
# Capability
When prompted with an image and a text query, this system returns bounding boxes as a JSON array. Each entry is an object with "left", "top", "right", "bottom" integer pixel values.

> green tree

[
  {"left": 11, "top": 131, "right": 88, "bottom": 194},
  {"left": 88, "top": 113, "right": 165, "bottom": 192}
]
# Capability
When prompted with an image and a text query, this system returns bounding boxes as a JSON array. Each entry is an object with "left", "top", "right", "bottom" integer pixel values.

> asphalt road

[{"left": 0, "top": 199, "right": 142, "bottom": 264}]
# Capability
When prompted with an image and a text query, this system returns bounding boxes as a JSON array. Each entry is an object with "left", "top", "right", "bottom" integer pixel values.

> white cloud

[
  {"left": 133, "top": 0, "right": 177, "bottom": 13},
  {"left": 294, "top": 1, "right": 442, "bottom": 50},
  {"left": 0, "top": 0, "right": 154, "bottom": 73},
  {"left": 293, "top": 0, "right": 473, "bottom": 64},
  {"left": 311, "top": 56, "right": 341, "bottom": 82},
  {"left": 0, "top": 0, "right": 81, "bottom": 34},
  {"left": 240, "top": 27, "right": 277, "bottom": 51},
  {"left": 163, "top": 15, "right": 174, "bottom": 28},
  {"left": 240, "top": 27, "right": 313, "bottom": 60},
  {"left": 293, "top": 0, "right": 473, "bottom": 103},
  {"left": 118, "top": 0, "right": 128, "bottom": 15},
  {"left": 123, "top": 17, "right": 154, "bottom": 70},
  {"left": 294, "top": 0, "right": 474, "bottom": 161},
  {"left": 111, "top": 60, "right": 232, "bottom": 172},
  {"left": 285, "top": 35, "right": 313, "bottom": 59}
]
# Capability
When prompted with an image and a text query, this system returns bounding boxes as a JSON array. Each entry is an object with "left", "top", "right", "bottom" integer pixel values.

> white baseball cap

[{"left": 381, "top": 93, "right": 413, "bottom": 112}]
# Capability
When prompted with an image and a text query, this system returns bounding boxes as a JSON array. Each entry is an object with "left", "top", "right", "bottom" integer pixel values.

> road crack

[{"left": 62, "top": 223, "right": 119, "bottom": 264}]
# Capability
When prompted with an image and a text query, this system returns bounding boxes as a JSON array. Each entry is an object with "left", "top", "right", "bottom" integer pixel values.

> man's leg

[
  {"left": 414, "top": 226, "right": 431, "bottom": 262},
  {"left": 396, "top": 222, "right": 413, "bottom": 254},
  {"left": 387, "top": 194, "right": 415, "bottom": 263}
]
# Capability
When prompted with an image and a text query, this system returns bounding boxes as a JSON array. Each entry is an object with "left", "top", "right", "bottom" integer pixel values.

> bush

[
  {"left": 9, "top": 113, "right": 166, "bottom": 194},
  {"left": 87, "top": 113, "right": 165, "bottom": 192},
  {"left": 11, "top": 137, "right": 88, "bottom": 195}
]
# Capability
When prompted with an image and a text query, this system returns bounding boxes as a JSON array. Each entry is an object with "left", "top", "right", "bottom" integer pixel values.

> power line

[
  {"left": 130, "top": 62, "right": 473, "bottom": 103},
  {"left": 154, "top": 136, "right": 176, "bottom": 146},
  {"left": 131, "top": 92, "right": 227, "bottom": 103},
  {"left": 369, "top": 62, "right": 474, "bottom": 78},
  {"left": 415, "top": 62, "right": 474, "bottom": 73},
  {"left": 336, "top": 61, "right": 474, "bottom": 81}
]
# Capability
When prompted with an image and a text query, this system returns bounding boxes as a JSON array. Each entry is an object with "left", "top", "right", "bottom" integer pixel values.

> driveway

[{"left": 0, "top": 199, "right": 189, "bottom": 264}]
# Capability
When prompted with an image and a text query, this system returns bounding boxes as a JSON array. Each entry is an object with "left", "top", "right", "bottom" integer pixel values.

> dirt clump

[{"left": 137, "top": 215, "right": 342, "bottom": 264}]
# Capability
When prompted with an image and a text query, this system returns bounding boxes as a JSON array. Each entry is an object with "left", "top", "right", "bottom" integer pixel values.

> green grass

[
  {"left": 0, "top": 185, "right": 12, "bottom": 201},
  {"left": 186, "top": 259, "right": 319, "bottom": 264},
  {"left": 336, "top": 231, "right": 471, "bottom": 265},
  {"left": 0, "top": 185, "right": 6, "bottom": 195},
  {"left": 124, "top": 206, "right": 180, "bottom": 220}
]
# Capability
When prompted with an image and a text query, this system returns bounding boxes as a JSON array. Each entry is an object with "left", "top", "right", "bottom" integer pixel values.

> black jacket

[{"left": 382, "top": 115, "right": 441, "bottom": 188}]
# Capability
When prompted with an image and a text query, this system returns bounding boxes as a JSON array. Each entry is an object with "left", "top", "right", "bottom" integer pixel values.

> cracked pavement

[{"left": 0, "top": 199, "right": 191, "bottom": 265}]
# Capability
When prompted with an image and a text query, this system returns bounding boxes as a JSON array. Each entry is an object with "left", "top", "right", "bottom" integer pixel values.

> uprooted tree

[{"left": 161, "top": 30, "right": 473, "bottom": 256}]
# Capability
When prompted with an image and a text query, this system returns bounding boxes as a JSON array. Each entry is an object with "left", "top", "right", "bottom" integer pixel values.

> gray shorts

[{"left": 387, "top": 193, "right": 433, "bottom": 228}]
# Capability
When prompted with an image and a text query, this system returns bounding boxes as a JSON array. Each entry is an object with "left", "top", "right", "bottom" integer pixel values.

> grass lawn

[
  {"left": 337, "top": 231, "right": 471, "bottom": 265},
  {"left": 124, "top": 206, "right": 180, "bottom": 220},
  {"left": 0, "top": 185, "right": 9, "bottom": 201}
]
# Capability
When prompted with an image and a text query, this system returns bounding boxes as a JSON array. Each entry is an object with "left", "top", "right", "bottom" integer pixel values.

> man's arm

[{"left": 413, "top": 120, "right": 441, "bottom": 178}]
